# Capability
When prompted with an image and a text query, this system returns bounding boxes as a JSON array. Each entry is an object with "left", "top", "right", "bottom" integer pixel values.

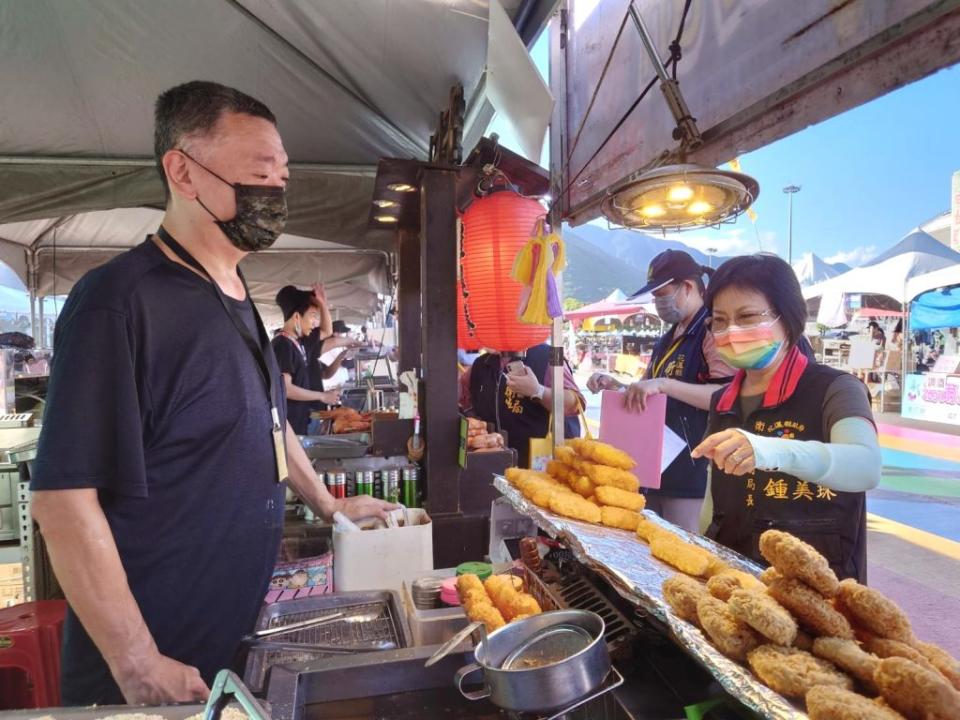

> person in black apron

[
  {"left": 588, "top": 250, "right": 735, "bottom": 531},
  {"left": 692, "top": 254, "right": 881, "bottom": 582},
  {"left": 463, "top": 344, "right": 584, "bottom": 468}
]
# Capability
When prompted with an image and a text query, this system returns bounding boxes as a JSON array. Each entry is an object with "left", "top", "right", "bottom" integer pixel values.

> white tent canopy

[
  {"left": 802, "top": 230, "right": 960, "bottom": 305},
  {"left": 906, "top": 264, "right": 960, "bottom": 303}
]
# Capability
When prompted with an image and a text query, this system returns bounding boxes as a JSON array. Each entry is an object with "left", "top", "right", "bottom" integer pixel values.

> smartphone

[{"left": 506, "top": 360, "right": 526, "bottom": 376}]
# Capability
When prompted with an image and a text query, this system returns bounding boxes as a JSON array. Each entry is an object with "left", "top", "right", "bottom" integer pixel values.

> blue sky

[{"left": 489, "top": 30, "right": 960, "bottom": 267}]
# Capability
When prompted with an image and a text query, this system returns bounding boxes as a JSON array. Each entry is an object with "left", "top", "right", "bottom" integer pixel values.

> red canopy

[
  {"left": 564, "top": 299, "right": 647, "bottom": 321},
  {"left": 853, "top": 308, "right": 904, "bottom": 319}
]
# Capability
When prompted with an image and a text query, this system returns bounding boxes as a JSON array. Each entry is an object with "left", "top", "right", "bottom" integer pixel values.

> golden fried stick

[
  {"left": 457, "top": 573, "right": 485, "bottom": 596},
  {"left": 706, "top": 570, "right": 766, "bottom": 601},
  {"left": 570, "top": 438, "right": 636, "bottom": 470},
  {"left": 862, "top": 638, "right": 942, "bottom": 678},
  {"left": 747, "top": 645, "right": 853, "bottom": 699},
  {"left": 636, "top": 516, "right": 672, "bottom": 543},
  {"left": 554, "top": 445, "right": 579, "bottom": 465},
  {"left": 696, "top": 595, "right": 761, "bottom": 662},
  {"left": 594, "top": 485, "right": 645, "bottom": 511},
  {"left": 813, "top": 637, "right": 882, "bottom": 693},
  {"left": 874, "top": 657, "right": 960, "bottom": 720},
  {"left": 466, "top": 600, "right": 506, "bottom": 633},
  {"left": 506, "top": 593, "right": 541, "bottom": 619},
  {"left": 805, "top": 686, "right": 908, "bottom": 720},
  {"left": 911, "top": 641, "right": 960, "bottom": 691},
  {"left": 662, "top": 575, "right": 708, "bottom": 625},
  {"left": 579, "top": 461, "right": 641, "bottom": 492},
  {"left": 767, "top": 576, "right": 855, "bottom": 639},
  {"left": 728, "top": 589, "right": 798, "bottom": 646},
  {"left": 571, "top": 475, "right": 595, "bottom": 498},
  {"left": 836, "top": 579, "right": 914, "bottom": 644},
  {"left": 545, "top": 460, "right": 575, "bottom": 485},
  {"left": 600, "top": 505, "right": 641, "bottom": 531},
  {"left": 759, "top": 529, "right": 840, "bottom": 597},
  {"left": 705, "top": 556, "right": 732, "bottom": 578},
  {"left": 548, "top": 491, "right": 602, "bottom": 524},
  {"left": 760, "top": 567, "right": 782, "bottom": 586},
  {"left": 650, "top": 537, "right": 713, "bottom": 577}
]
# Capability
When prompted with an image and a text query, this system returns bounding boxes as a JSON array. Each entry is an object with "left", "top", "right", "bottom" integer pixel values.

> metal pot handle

[{"left": 455, "top": 663, "right": 491, "bottom": 701}]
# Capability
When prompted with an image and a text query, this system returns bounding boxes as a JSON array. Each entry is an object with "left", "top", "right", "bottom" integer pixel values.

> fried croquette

[
  {"left": 759, "top": 529, "right": 840, "bottom": 597},
  {"left": 795, "top": 630, "right": 814, "bottom": 652},
  {"left": 874, "top": 657, "right": 960, "bottom": 720},
  {"left": 760, "top": 567, "right": 782, "bottom": 585},
  {"left": 911, "top": 641, "right": 960, "bottom": 691},
  {"left": 600, "top": 505, "right": 641, "bottom": 531},
  {"left": 704, "top": 556, "right": 732, "bottom": 578},
  {"left": 460, "top": 588, "right": 490, "bottom": 614},
  {"left": 836, "top": 579, "right": 915, "bottom": 644},
  {"left": 457, "top": 573, "right": 485, "bottom": 595},
  {"left": 580, "top": 461, "right": 641, "bottom": 492},
  {"left": 707, "top": 570, "right": 766, "bottom": 601},
  {"left": 813, "top": 637, "right": 881, "bottom": 692},
  {"left": 506, "top": 594, "right": 541, "bottom": 619},
  {"left": 572, "top": 438, "right": 636, "bottom": 470},
  {"left": 650, "top": 537, "right": 713, "bottom": 577},
  {"left": 863, "top": 637, "right": 942, "bottom": 677},
  {"left": 696, "top": 595, "right": 761, "bottom": 662},
  {"left": 467, "top": 601, "right": 506, "bottom": 632},
  {"left": 662, "top": 575, "right": 708, "bottom": 625},
  {"left": 636, "top": 516, "right": 672, "bottom": 543},
  {"left": 595, "top": 485, "right": 646, "bottom": 511},
  {"left": 571, "top": 475, "right": 596, "bottom": 498},
  {"left": 546, "top": 460, "right": 575, "bottom": 484},
  {"left": 548, "top": 491, "right": 602, "bottom": 524},
  {"left": 728, "top": 589, "right": 798, "bottom": 646},
  {"left": 747, "top": 644, "right": 853, "bottom": 698},
  {"left": 805, "top": 686, "right": 907, "bottom": 720},
  {"left": 554, "top": 445, "right": 578, "bottom": 465},
  {"left": 767, "top": 576, "right": 855, "bottom": 639}
]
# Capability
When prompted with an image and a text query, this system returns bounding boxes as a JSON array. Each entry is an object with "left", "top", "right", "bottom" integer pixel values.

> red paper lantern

[{"left": 460, "top": 190, "right": 550, "bottom": 352}]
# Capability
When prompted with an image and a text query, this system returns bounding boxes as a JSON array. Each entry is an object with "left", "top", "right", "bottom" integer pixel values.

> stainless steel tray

[
  {"left": 298, "top": 434, "right": 370, "bottom": 460},
  {"left": 243, "top": 590, "right": 412, "bottom": 694}
]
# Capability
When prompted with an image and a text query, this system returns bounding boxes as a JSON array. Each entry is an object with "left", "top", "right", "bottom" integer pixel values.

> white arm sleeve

[{"left": 738, "top": 417, "right": 881, "bottom": 492}]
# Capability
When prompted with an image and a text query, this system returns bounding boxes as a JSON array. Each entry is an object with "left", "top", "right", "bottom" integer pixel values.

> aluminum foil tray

[{"left": 493, "top": 476, "right": 807, "bottom": 720}]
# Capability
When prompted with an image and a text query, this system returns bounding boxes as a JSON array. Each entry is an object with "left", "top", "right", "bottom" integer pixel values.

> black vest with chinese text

[{"left": 705, "top": 347, "right": 868, "bottom": 582}]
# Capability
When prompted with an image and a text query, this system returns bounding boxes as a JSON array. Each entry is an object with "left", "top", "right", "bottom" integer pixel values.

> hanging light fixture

[{"left": 597, "top": 1, "right": 759, "bottom": 232}]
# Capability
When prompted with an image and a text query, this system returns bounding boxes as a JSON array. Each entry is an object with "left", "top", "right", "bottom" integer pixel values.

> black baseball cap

[
  {"left": 331, "top": 320, "right": 350, "bottom": 334},
  {"left": 628, "top": 250, "right": 704, "bottom": 299}
]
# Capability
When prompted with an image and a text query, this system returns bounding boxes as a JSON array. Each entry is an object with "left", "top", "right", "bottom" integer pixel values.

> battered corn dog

[
  {"left": 650, "top": 537, "right": 713, "bottom": 576},
  {"left": 457, "top": 573, "right": 485, "bottom": 596},
  {"left": 546, "top": 460, "right": 575, "bottom": 485},
  {"left": 548, "top": 491, "right": 602, "bottom": 523},
  {"left": 570, "top": 438, "right": 636, "bottom": 470},
  {"left": 571, "top": 475, "right": 596, "bottom": 498},
  {"left": 600, "top": 505, "right": 641, "bottom": 531},
  {"left": 579, "top": 461, "right": 641, "bottom": 492},
  {"left": 636, "top": 516, "right": 672, "bottom": 543},
  {"left": 467, "top": 600, "right": 506, "bottom": 632},
  {"left": 554, "top": 445, "right": 578, "bottom": 465},
  {"left": 595, "top": 485, "right": 645, "bottom": 511}
]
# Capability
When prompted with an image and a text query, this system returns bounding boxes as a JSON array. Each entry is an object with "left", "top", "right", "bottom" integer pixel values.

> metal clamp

[
  {"left": 454, "top": 662, "right": 491, "bottom": 701},
  {"left": 203, "top": 670, "right": 270, "bottom": 720}
]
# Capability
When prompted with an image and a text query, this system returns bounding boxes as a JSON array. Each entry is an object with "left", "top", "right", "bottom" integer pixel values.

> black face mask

[{"left": 181, "top": 151, "right": 288, "bottom": 252}]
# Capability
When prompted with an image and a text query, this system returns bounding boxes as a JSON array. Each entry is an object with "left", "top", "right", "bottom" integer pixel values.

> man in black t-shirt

[
  {"left": 272, "top": 285, "right": 343, "bottom": 434},
  {"left": 29, "top": 81, "right": 396, "bottom": 707}
]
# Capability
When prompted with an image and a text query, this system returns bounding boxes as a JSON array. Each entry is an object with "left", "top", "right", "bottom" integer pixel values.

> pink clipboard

[{"left": 598, "top": 389, "right": 665, "bottom": 489}]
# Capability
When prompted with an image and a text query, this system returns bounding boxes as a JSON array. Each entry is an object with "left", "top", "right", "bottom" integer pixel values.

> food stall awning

[{"left": 565, "top": 299, "right": 647, "bottom": 321}]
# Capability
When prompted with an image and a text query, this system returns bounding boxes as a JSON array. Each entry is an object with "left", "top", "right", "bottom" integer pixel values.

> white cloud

[
  {"left": 824, "top": 245, "right": 878, "bottom": 267},
  {"left": 665, "top": 227, "right": 772, "bottom": 256}
]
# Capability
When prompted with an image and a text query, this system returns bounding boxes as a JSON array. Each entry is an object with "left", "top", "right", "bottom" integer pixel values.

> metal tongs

[
  {"left": 252, "top": 612, "right": 345, "bottom": 638},
  {"left": 202, "top": 670, "right": 269, "bottom": 720},
  {"left": 424, "top": 620, "right": 489, "bottom": 668}
]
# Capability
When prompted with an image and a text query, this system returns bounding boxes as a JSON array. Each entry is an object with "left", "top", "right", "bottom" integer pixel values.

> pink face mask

[{"left": 713, "top": 317, "right": 784, "bottom": 370}]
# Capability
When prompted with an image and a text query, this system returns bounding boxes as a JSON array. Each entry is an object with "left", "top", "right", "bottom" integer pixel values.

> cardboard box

[{"left": 333, "top": 509, "right": 433, "bottom": 592}]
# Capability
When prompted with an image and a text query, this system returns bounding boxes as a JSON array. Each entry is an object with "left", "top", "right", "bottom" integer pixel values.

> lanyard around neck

[{"left": 156, "top": 226, "right": 279, "bottom": 423}]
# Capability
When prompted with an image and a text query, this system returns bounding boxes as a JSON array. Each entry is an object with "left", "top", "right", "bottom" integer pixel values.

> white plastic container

[{"left": 333, "top": 508, "right": 433, "bottom": 592}]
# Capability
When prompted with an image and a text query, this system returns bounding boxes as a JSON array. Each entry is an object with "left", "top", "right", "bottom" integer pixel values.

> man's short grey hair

[{"left": 154, "top": 80, "right": 276, "bottom": 198}]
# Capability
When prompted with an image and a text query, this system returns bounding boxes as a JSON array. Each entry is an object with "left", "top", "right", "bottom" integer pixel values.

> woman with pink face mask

[{"left": 692, "top": 254, "right": 881, "bottom": 582}]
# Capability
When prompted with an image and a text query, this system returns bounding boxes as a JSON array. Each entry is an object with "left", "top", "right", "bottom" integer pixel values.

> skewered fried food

[
  {"left": 813, "top": 637, "right": 881, "bottom": 692},
  {"left": 600, "top": 505, "right": 641, "bottom": 531},
  {"left": 863, "top": 637, "right": 941, "bottom": 677},
  {"left": 696, "top": 595, "right": 761, "bottom": 661},
  {"left": 457, "top": 573, "right": 485, "bottom": 596},
  {"left": 460, "top": 588, "right": 490, "bottom": 614},
  {"left": 569, "top": 438, "right": 636, "bottom": 470},
  {"left": 805, "top": 686, "right": 907, "bottom": 720},
  {"left": 874, "top": 657, "right": 960, "bottom": 720},
  {"left": 467, "top": 601, "right": 506, "bottom": 633},
  {"left": 579, "top": 461, "right": 641, "bottom": 492},
  {"left": 911, "top": 641, "right": 960, "bottom": 691},
  {"left": 767, "top": 576, "right": 855, "bottom": 639},
  {"left": 506, "top": 593, "right": 541, "bottom": 619},
  {"left": 662, "top": 575, "right": 708, "bottom": 625},
  {"left": 594, "top": 485, "right": 646, "bottom": 511},
  {"left": 707, "top": 570, "right": 766, "bottom": 601},
  {"left": 747, "top": 644, "right": 853, "bottom": 698},
  {"left": 636, "top": 516, "right": 672, "bottom": 543},
  {"left": 548, "top": 491, "right": 602, "bottom": 523},
  {"left": 728, "top": 589, "right": 798, "bottom": 646},
  {"left": 650, "top": 537, "right": 713, "bottom": 577},
  {"left": 554, "top": 445, "right": 578, "bottom": 465},
  {"left": 759, "top": 529, "right": 840, "bottom": 597},
  {"left": 546, "top": 460, "right": 575, "bottom": 484},
  {"left": 836, "top": 579, "right": 915, "bottom": 644},
  {"left": 570, "top": 475, "right": 595, "bottom": 498}
]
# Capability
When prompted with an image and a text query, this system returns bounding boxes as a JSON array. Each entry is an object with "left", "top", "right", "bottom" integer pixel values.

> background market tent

[
  {"left": 906, "top": 264, "right": 960, "bottom": 331},
  {"left": 564, "top": 289, "right": 649, "bottom": 322}
]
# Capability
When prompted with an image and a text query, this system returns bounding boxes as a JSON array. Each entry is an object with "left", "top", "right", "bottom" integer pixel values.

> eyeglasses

[{"left": 706, "top": 310, "right": 777, "bottom": 334}]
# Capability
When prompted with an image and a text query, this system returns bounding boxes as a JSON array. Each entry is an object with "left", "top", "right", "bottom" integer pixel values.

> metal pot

[{"left": 455, "top": 610, "right": 610, "bottom": 713}]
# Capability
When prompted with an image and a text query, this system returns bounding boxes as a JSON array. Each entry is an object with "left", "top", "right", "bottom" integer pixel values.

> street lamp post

[
  {"left": 783, "top": 185, "right": 801, "bottom": 266},
  {"left": 706, "top": 247, "right": 717, "bottom": 268}
]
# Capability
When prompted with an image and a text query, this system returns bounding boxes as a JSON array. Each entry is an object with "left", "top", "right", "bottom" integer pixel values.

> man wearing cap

[{"left": 588, "top": 250, "right": 735, "bottom": 531}]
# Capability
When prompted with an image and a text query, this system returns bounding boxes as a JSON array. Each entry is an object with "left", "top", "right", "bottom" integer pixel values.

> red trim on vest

[{"left": 715, "top": 345, "right": 809, "bottom": 414}]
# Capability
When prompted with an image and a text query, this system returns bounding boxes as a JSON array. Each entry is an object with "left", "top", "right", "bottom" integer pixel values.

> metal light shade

[{"left": 601, "top": 163, "right": 759, "bottom": 231}]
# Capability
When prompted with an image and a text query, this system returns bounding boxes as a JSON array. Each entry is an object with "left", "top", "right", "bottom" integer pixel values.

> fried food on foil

[
  {"left": 650, "top": 537, "right": 713, "bottom": 577},
  {"left": 760, "top": 567, "right": 782, "bottom": 586},
  {"left": 795, "top": 630, "right": 815, "bottom": 652},
  {"left": 728, "top": 589, "right": 798, "bottom": 646},
  {"left": 594, "top": 484, "right": 645, "bottom": 511},
  {"left": 636, "top": 516, "right": 672, "bottom": 543},
  {"left": 812, "top": 637, "right": 882, "bottom": 693},
  {"left": 705, "top": 556, "right": 733, "bottom": 578},
  {"left": 662, "top": 575, "right": 708, "bottom": 626},
  {"left": 911, "top": 641, "right": 960, "bottom": 691},
  {"left": 548, "top": 491, "right": 602, "bottom": 524},
  {"left": 767, "top": 575, "right": 855, "bottom": 639},
  {"left": 863, "top": 637, "right": 942, "bottom": 678},
  {"left": 697, "top": 595, "right": 761, "bottom": 662},
  {"left": 836, "top": 579, "right": 915, "bottom": 644},
  {"left": 706, "top": 570, "right": 766, "bottom": 601},
  {"left": 553, "top": 445, "right": 579, "bottom": 465},
  {"left": 747, "top": 644, "right": 853, "bottom": 698},
  {"left": 873, "top": 657, "right": 960, "bottom": 720},
  {"left": 600, "top": 505, "right": 641, "bottom": 531},
  {"left": 759, "top": 529, "right": 840, "bottom": 597},
  {"left": 577, "top": 460, "right": 641, "bottom": 492},
  {"left": 545, "top": 460, "right": 576, "bottom": 485},
  {"left": 568, "top": 438, "right": 636, "bottom": 470},
  {"left": 805, "top": 686, "right": 908, "bottom": 720},
  {"left": 570, "top": 475, "right": 596, "bottom": 499}
]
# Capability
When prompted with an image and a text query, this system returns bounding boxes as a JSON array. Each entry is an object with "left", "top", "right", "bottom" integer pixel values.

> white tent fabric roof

[
  {"left": 906, "top": 264, "right": 960, "bottom": 303},
  {"left": 802, "top": 230, "right": 960, "bottom": 305}
]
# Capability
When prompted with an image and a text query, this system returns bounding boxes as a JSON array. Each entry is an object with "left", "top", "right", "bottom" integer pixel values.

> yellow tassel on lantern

[{"left": 511, "top": 219, "right": 566, "bottom": 325}]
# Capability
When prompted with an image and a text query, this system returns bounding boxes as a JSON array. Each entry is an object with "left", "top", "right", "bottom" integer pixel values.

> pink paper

[{"left": 598, "top": 390, "right": 666, "bottom": 489}]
